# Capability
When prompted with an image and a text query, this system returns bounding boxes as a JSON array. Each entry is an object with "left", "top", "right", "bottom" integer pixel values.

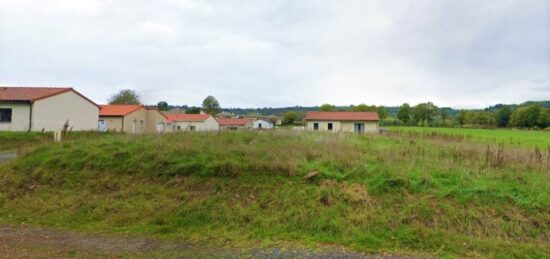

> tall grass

[
  {"left": 0, "top": 131, "right": 548, "bottom": 257},
  {"left": 390, "top": 126, "right": 550, "bottom": 148}
]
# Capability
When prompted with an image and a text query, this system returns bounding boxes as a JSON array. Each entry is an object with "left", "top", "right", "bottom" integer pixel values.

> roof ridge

[{"left": 0, "top": 86, "right": 73, "bottom": 89}]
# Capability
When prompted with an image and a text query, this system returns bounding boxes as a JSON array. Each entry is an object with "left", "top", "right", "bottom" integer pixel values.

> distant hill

[{"left": 165, "top": 101, "right": 550, "bottom": 118}]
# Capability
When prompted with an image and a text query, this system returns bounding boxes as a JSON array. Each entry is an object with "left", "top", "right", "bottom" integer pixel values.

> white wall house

[
  {"left": 304, "top": 111, "right": 379, "bottom": 133},
  {"left": 252, "top": 119, "right": 273, "bottom": 129},
  {"left": 0, "top": 87, "right": 99, "bottom": 132},
  {"left": 166, "top": 114, "right": 219, "bottom": 132}
]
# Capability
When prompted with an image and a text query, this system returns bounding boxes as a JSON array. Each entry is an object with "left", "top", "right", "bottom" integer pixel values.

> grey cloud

[{"left": 0, "top": 0, "right": 549, "bottom": 108}]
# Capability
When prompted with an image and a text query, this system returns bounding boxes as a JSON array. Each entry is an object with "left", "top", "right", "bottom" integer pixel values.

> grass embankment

[
  {"left": 0, "top": 132, "right": 52, "bottom": 151},
  {"left": 0, "top": 131, "right": 549, "bottom": 258},
  {"left": 0, "top": 131, "right": 111, "bottom": 151},
  {"left": 390, "top": 126, "right": 550, "bottom": 149}
]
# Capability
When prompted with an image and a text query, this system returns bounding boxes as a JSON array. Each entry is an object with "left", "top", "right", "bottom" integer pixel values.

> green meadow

[
  {"left": 0, "top": 130, "right": 548, "bottom": 258},
  {"left": 389, "top": 126, "right": 550, "bottom": 149}
]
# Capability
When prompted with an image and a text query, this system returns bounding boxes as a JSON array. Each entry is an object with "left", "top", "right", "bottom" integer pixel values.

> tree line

[
  {"left": 394, "top": 102, "right": 550, "bottom": 129},
  {"left": 108, "top": 89, "right": 550, "bottom": 129}
]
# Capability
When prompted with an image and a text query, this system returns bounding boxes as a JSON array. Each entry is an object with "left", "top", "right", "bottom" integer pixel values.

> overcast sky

[{"left": 1, "top": 0, "right": 549, "bottom": 108}]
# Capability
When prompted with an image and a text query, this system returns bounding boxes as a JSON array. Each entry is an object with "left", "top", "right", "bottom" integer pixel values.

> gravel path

[{"left": 0, "top": 226, "right": 431, "bottom": 258}]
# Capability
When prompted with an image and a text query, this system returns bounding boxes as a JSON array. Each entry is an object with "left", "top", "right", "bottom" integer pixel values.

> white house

[
  {"left": 166, "top": 114, "right": 219, "bottom": 132},
  {"left": 252, "top": 119, "right": 273, "bottom": 129},
  {"left": 0, "top": 86, "right": 99, "bottom": 132},
  {"left": 304, "top": 111, "right": 379, "bottom": 133}
]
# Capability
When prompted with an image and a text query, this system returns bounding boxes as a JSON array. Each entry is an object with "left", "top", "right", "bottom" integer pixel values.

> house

[
  {"left": 304, "top": 111, "right": 379, "bottom": 133},
  {"left": 0, "top": 86, "right": 99, "bottom": 132},
  {"left": 217, "top": 118, "right": 253, "bottom": 130},
  {"left": 166, "top": 113, "right": 219, "bottom": 132},
  {"left": 99, "top": 105, "right": 168, "bottom": 133},
  {"left": 252, "top": 119, "right": 273, "bottom": 129},
  {"left": 240, "top": 114, "right": 281, "bottom": 126}
]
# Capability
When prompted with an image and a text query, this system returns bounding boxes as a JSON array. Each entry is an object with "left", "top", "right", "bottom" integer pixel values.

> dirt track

[{"left": 0, "top": 225, "right": 428, "bottom": 258}]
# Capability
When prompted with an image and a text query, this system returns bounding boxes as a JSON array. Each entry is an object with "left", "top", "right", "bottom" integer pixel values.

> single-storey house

[
  {"left": 252, "top": 119, "right": 273, "bottom": 129},
  {"left": 0, "top": 86, "right": 99, "bottom": 132},
  {"left": 166, "top": 114, "right": 219, "bottom": 132},
  {"left": 304, "top": 111, "right": 379, "bottom": 133},
  {"left": 217, "top": 118, "right": 253, "bottom": 130},
  {"left": 99, "top": 105, "right": 168, "bottom": 133}
]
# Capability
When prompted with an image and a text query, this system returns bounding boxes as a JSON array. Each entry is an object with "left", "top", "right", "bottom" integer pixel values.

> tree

[
  {"left": 510, "top": 104, "right": 544, "bottom": 128},
  {"left": 457, "top": 111, "right": 467, "bottom": 126},
  {"left": 397, "top": 103, "right": 411, "bottom": 123},
  {"left": 108, "top": 89, "right": 140, "bottom": 105},
  {"left": 186, "top": 107, "right": 202, "bottom": 114},
  {"left": 348, "top": 103, "right": 376, "bottom": 112},
  {"left": 412, "top": 102, "right": 438, "bottom": 125},
  {"left": 283, "top": 111, "right": 298, "bottom": 124},
  {"left": 376, "top": 106, "right": 388, "bottom": 121},
  {"left": 157, "top": 101, "right": 169, "bottom": 111},
  {"left": 440, "top": 109, "right": 449, "bottom": 123},
  {"left": 202, "top": 95, "right": 221, "bottom": 115},
  {"left": 495, "top": 106, "right": 512, "bottom": 128},
  {"left": 319, "top": 104, "right": 336, "bottom": 112},
  {"left": 538, "top": 108, "right": 550, "bottom": 128}
]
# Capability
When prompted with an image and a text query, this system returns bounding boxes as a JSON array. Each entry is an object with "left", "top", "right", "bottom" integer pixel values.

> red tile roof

[
  {"left": 0, "top": 86, "right": 72, "bottom": 102},
  {"left": 0, "top": 86, "right": 100, "bottom": 107},
  {"left": 166, "top": 113, "right": 211, "bottom": 123},
  {"left": 304, "top": 111, "right": 379, "bottom": 121},
  {"left": 99, "top": 105, "right": 144, "bottom": 116},
  {"left": 216, "top": 118, "right": 251, "bottom": 126}
]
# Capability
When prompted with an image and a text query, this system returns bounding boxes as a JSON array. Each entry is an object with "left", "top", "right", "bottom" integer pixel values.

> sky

[{"left": 0, "top": 0, "right": 549, "bottom": 108}]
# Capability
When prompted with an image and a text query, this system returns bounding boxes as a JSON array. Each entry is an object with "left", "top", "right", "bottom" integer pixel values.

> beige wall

[
  {"left": 99, "top": 116, "right": 123, "bottom": 132},
  {"left": 121, "top": 108, "right": 146, "bottom": 134},
  {"left": 219, "top": 121, "right": 252, "bottom": 131},
  {"left": 306, "top": 120, "right": 378, "bottom": 133},
  {"left": 100, "top": 109, "right": 167, "bottom": 134},
  {"left": 32, "top": 90, "right": 99, "bottom": 131},
  {"left": 145, "top": 109, "right": 168, "bottom": 133},
  {"left": 0, "top": 102, "right": 31, "bottom": 131},
  {"left": 170, "top": 116, "right": 219, "bottom": 132}
]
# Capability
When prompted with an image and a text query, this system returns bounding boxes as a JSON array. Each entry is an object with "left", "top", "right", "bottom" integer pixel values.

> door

[
  {"left": 98, "top": 120, "right": 107, "bottom": 132},
  {"left": 354, "top": 123, "right": 364, "bottom": 134},
  {"left": 156, "top": 123, "right": 165, "bottom": 133}
]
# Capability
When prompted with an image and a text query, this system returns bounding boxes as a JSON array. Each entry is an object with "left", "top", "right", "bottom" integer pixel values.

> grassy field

[
  {"left": 389, "top": 126, "right": 550, "bottom": 149},
  {"left": 0, "top": 130, "right": 548, "bottom": 258}
]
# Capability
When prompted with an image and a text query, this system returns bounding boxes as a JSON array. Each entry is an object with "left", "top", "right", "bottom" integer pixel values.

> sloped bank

[{"left": 0, "top": 131, "right": 548, "bottom": 258}]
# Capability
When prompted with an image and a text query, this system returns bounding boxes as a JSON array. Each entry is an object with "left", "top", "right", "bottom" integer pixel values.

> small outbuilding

[
  {"left": 304, "top": 111, "right": 379, "bottom": 133},
  {"left": 0, "top": 86, "right": 99, "bottom": 132},
  {"left": 252, "top": 119, "right": 273, "bottom": 129},
  {"left": 99, "top": 105, "right": 168, "bottom": 134},
  {"left": 217, "top": 118, "right": 253, "bottom": 130},
  {"left": 166, "top": 114, "right": 219, "bottom": 132}
]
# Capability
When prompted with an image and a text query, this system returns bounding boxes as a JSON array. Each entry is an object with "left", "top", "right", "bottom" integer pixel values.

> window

[
  {"left": 258, "top": 123, "right": 262, "bottom": 128},
  {"left": 313, "top": 122, "right": 319, "bottom": 130},
  {"left": 177, "top": 125, "right": 181, "bottom": 130},
  {"left": 189, "top": 126, "right": 196, "bottom": 131},
  {"left": 328, "top": 123, "right": 333, "bottom": 131},
  {"left": 0, "top": 109, "right": 12, "bottom": 122}
]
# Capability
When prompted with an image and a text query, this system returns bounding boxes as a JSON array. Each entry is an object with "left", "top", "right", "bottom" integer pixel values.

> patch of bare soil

[{"left": 0, "top": 225, "right": 430, "bottom": 258}]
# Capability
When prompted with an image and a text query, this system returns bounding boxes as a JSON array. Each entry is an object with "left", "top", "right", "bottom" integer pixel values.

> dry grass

[{"left": 0, "top": 130, "right": 548, "bottom": 258}]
